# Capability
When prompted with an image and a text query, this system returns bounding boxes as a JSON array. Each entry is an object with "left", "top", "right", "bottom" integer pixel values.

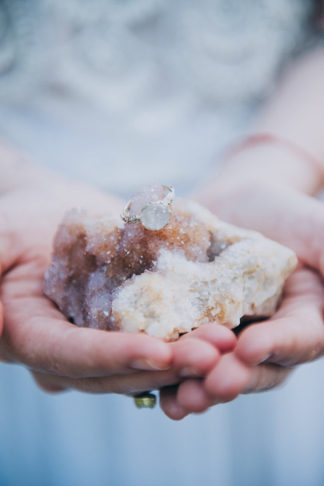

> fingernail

[
  {"left": 179, "top": 367, "right": 200, "bottom": 378},
  {"left": 131, "top": 359, "right": 170, "bottom": 371}
]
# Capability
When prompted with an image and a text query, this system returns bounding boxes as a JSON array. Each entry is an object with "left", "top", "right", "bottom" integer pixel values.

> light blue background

[{"left": 1, "top": 358, "right": 324, "bottom": 486}]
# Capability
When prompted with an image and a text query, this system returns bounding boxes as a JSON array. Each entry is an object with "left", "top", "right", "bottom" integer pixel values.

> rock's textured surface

[{"left": 44, "top": 199, "right": 297, "bottom": 341}]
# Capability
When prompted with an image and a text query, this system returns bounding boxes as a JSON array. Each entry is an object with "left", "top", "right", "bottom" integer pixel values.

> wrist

[
  {"left": 221, "top": 133, "right": 324, "bottom": 194},
  {"left": 0, "top": 145, "right": 124, "bottom": 219},
  {"left": 194, "top": 133, "right": 324, "bottom": 209},
  {"left": 0, "top": 143, "right": 63, "bottom": 195}
]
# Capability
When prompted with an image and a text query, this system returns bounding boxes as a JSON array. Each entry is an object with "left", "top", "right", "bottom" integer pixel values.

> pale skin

[
  {"left": 160, "top": 190, "right": 324, "bottom": 419},
  {"left": 160, "top": 47, "right": 324, "bottom": 419},
  {"left": 0, "top": 151, "right": 235, "bottom": 396},
  {"left": 1, "top": 47, "right": 324, "bottom": 418}
]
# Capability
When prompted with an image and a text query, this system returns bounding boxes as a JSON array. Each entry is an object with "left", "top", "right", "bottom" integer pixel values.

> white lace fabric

[
  {"left": 0, "top": 0, "right": 314, "bottom": 105},
  {"left": 0, "top": 0, "right": 316, "bottom": 195}
]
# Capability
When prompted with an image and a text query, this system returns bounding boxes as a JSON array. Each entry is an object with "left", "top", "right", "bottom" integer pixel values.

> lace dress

[
  {"left": 0, "top": 0, "right": 316, "bottom": 195},
  {"left": 0, "top": 2, "right": 324, "bottom": 486}
]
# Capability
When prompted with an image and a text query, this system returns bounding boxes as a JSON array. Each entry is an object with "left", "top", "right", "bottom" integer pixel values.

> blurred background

[{"left": 0, "top": 1, "right": 324, "bottom": 485}]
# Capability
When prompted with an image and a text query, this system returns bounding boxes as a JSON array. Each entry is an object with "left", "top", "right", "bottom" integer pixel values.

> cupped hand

[
  {"left": 200, "top": 181, "right": 324, "bottom": 361},
  {"left": 160, "top": 181, "right": 324, "bottom": 419},
  {"left": 161, "top": 265, "right": 324, "bottom": 419},
  {"left": 0, "top": 177, "right": 235, "bottom": 395}
]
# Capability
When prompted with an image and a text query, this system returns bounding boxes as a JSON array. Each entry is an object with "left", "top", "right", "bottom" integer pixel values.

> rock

[{"left": 44, "top": 197, "right": 297, "bottom": 341}]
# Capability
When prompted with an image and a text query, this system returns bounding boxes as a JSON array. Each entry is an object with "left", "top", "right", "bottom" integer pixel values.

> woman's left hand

[
  {"left": 160, "top": 264, "right": 324, "bottom": 420},
  {"left": 159, "top": 177, "right": 324, "bottom": 420}
]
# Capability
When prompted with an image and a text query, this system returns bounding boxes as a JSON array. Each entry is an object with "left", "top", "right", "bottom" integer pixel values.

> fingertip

[
  {"left": 41, "top": 385, "right": 67, "bottom": 394},
  {"left": 204, "top": 355, "right": 250, "bottom": 402},
  {"left": 130, "top": 348, "right": 172, "bottom": 371},
  {"left": 208, "top": 324, "right": 237, "bottom": 352},
  {"left": 235, "top": 326, "right": 273, "bottom": 365},
  {"left": 148, "top": 338, "right": 173, "bottom": 367},
  {"left": 171, "top": 338, "right": 220, "bottom": 376},
  {"left": 177, "top": 379, "right": 211, "bottom": 413},
  {"left": 162, "top": 400, "right": 188, "bottom": 421},
  {"left": 160, "top": 387, "right": 189, "bottom": 421},
  {"left": 32, "top": 372, "right": 67, "bottom": 394},
  {"left": 59, "top": 327, "right": 174, "bottom": 377},
  {"left": 108, "top": 331, "right": 173, "bottom": 371},
  {"left": 189, "top": 323, "right": 237, "bottom": 353}
]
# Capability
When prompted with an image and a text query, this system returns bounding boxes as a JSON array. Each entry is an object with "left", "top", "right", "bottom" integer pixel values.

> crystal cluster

[{"left": 44, "top": 193, "right": 297, "bottom": 341}]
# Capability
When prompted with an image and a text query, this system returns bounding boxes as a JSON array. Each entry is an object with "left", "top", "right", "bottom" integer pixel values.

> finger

[
  {"left": 162, "top": 353, "right": 251, "bottom": 418},
  {"left": 242, "top": 363, "right": 292, "bottom": 394},
  {"left": 159, "top": 386, "right": 189, "bottom": 421},
  {"left": 204, "top": 353, "right": 250, "bottom": 402},
  {"left": 32, "top": 338, "right": 222, "bottom": 394},
  {"left": 7, "top": 312, "right": 173, "bottom": 378},
  {"left": 170, "top": 337, "right": 220, "bottom": 378},
  {"left": 182, "top": 323, "right": 237, "bottom": 353},
  {"left": 175, "top": 362, "right": 292, "bottom": 416},
  {"left": 236, "top": 268, "right": 324, "bottom": 366},
  {"left": 32, "top": 371, "right": 67, "bottom": 393},
  {"left": 31, "top": 368, "right": 181, "bottom": 395},
  {"left": 176, "top": 379, "right": 211, "bottom": 413}
]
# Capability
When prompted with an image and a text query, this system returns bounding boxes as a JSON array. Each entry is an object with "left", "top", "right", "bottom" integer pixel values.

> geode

[{"left": 44, "top": 199, "right": 297, "bottom": 341}]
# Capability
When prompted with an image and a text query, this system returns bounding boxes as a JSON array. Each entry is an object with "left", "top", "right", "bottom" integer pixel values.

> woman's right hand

[{"left": 0, "top": 174, "right": 235, "bottom": 396}]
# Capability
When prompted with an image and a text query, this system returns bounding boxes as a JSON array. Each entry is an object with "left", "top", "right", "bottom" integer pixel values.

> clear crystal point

[{"left": 141, "top": 203, "right": 170, "bottom": 230}]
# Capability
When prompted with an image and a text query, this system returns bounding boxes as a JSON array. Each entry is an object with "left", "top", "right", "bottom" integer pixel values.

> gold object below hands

[{"left": 134, "top": 392, "right": 156, "bottom": 409}]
